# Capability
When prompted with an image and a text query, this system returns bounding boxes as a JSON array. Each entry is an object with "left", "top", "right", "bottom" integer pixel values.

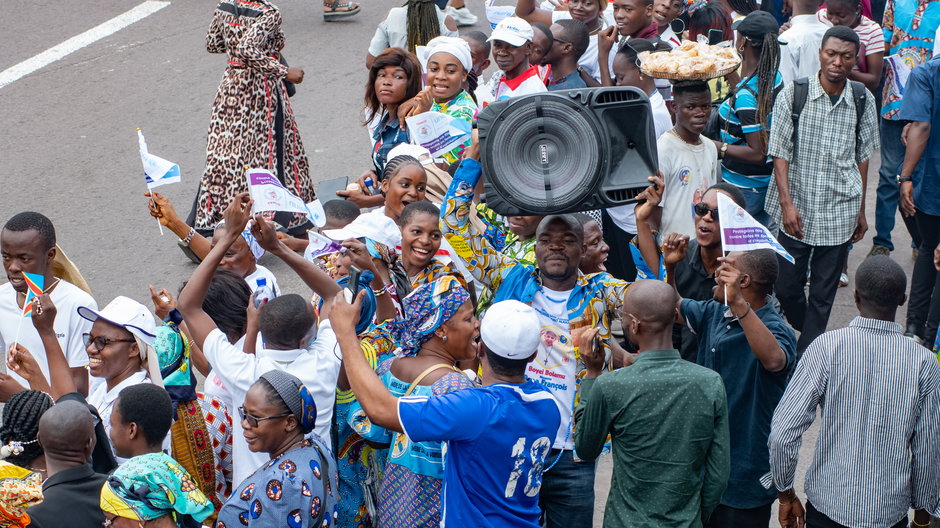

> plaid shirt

[{"left": 765, "top": 76, "right": 879, "bottom": 246}]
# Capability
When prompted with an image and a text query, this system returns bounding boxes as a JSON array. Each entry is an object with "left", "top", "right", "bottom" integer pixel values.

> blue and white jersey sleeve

[{"left": 398, "top": 389, "right": 491, "bottom": 443}]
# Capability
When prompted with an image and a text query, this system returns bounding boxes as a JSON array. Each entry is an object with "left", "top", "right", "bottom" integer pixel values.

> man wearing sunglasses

[{"left": 543, "top": 19, "right": 591, "bottom": 91}]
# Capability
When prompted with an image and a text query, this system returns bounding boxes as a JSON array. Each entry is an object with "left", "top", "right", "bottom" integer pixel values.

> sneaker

[
  {"left": 838, "top": 273, "right": 849, "bottom": 287},
  {"left": 446, "top": 5, "right": 478, "bottom": 26},
  {"left": 867, "top": 245, "right": 890, "bottom": 257}
]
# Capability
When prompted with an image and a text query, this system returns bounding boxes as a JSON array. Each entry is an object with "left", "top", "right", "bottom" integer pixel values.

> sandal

[{"left": 323, "top": 0, "right": 360, "bottom": 20}]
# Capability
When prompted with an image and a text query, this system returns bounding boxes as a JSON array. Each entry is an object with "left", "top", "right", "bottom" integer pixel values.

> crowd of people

[{"left": 0, "top": 0, "right": 939, "bottom": 526}]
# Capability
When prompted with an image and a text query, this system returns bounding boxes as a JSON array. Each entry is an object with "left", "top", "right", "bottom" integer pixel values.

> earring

[{"left": 442, "top": 335, "right": 448, "bottom": 344}]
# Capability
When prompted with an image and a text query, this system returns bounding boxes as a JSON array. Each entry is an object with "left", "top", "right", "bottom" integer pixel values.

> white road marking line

[{"left": 0, "top": 0, "right": 170, "bottom": 90}]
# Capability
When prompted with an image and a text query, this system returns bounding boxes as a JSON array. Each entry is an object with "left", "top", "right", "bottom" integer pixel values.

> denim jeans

[
  {"left": 539, "top": 450, "right": 596, "bottom": 528},
  {"left": 874, "top": 118, "right": 921, "bottom": 250},
  {"left": 744, "top": 185, "right": 773, "bottom": 229},
  {"left": 906, "top": 210, "right": 940, "bottom": 342}
]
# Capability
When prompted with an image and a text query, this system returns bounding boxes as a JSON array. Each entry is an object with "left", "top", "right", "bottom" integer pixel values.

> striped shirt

[
  {"left": 717, "top": 72, "right": 783, "bottom": 189},
  {"left": 767, "top": 317, "right": 940, "bottom": 526}
]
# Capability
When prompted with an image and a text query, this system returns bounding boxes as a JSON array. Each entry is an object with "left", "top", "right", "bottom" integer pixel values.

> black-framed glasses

[
  {"left": 694, "top": 202, "right": 719, "bottom": 221},
  {"left": 82, "top": 333, "right": 135, "bottom": 352},
  {"left": 553, "top": 38, "right": 571, "bottom": 44},
  {"left": 238, "top": 406, "right": 291, "bottom": 428}
]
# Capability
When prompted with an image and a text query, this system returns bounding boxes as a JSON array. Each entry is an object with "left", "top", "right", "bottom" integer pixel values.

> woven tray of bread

[{"left": 638, "top": 40, "right": 741, "bottom": 81}]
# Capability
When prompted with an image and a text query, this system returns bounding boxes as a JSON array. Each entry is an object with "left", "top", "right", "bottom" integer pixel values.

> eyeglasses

[
  {"left": 693, "top": 202, "right": 719, "bottom": 221},
  {"left": 83, "top": 333, "right": 135, "bottom": 352},
  {"left": 238, "top": 406, "right": 291, "bottom": 428},
  {"left": 552, "top": 38, "right": 571, "bottom": 44}
]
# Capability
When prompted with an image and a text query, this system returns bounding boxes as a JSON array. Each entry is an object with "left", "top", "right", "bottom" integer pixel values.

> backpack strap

[
  {"left": 790, "top": 78, "right": 810, "bottom": 153},
  {"left": 848, "top": 80, "right": 867, "bottom": 142}
]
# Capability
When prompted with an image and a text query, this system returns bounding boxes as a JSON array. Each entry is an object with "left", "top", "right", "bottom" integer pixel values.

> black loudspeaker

[{"left": 476, "top": 87, "right": 659, "bottom": 217}]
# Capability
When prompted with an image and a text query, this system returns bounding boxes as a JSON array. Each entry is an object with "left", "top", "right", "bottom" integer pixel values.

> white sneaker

[{"left": 446, "top": 5, "right": 478, "bottom": 26}]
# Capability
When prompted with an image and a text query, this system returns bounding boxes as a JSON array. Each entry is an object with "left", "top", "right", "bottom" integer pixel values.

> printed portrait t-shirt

[{"left": 526, "top": 286, "right": 576, "bottom": 450}]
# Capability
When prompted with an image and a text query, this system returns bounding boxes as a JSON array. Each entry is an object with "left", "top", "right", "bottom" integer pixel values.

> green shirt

[{"left": 574, "top": 349, "right": 730, "bottom": 528}]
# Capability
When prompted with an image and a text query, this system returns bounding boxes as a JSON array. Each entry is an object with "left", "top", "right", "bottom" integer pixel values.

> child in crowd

[
  {"left": 817, "top": 0, "right": 883, "bottom": 90},
  {"left": 516, "top": 0, "right": 612, "bottom": 81},
  {"left": 597, "top": 0, "right": 658, "bottom": 86},
  {"left": 654, "top": 82, "right": 720, "bottom": 239},
  {"left": 544, "top": 19, "right": 592, "bottom": 90},
  {"left": 479, "top": 17, "right": 548, "bottom": 104},
  {"left": 654, "top": 0, "right": 684, "bottom": 47}
]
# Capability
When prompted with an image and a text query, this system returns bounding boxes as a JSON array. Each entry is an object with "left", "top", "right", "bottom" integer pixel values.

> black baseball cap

[{"left": 732, "top": 11, "right": 781, "bottom": 39}]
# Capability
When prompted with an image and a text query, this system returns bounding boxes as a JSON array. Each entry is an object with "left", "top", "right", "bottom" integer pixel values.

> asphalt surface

[{"left": 0, "top": 2, "right": 917, "bottom": 526}]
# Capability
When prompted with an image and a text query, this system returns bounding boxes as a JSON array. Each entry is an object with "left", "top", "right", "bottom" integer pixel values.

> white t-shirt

[
  {"left": 202, "top": 334, "right": 263, "bottom": 423},
  {"left": 778, "top": 15, "right": 829, "bottom": 83},
  {"left": 86, "top": 369, "right": 168, "bottom": 464},
  {"left": 202, "top": 320, "right": 341, "bottom": 486},
  {"left": 368, "top": 6, "right": 458, "bottom": 57},
  {"left": 606, "top": 90, "right": 673, "bottom": 234},
  {"left": 657, "top": 131, "right": 720, "bottom": 238},
  {"left": 245, "top": 265, "right": 281, "bottom": 296},
  {"left": 0, "top": 280, "right": 95, "bottom": 388},
  {"left": 525, "top": 287, "right": 577, "bottom": 450}
]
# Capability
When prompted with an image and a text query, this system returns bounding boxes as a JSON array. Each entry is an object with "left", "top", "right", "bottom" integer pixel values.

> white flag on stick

[
  {"left": 247, "top": 168, "right": 311, "bottom": 215},
  {"left": 405, "top": 111, "right": 472, "bottom": 158},
  {"left": 137, "top": 129, "right": 181, "bottom": 188},
  {"left": 717, "top": 192, "right": 794, "bottom": 263}
]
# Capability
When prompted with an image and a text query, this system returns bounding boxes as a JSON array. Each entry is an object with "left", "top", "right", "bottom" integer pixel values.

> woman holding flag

[{"left": 191, "top": 0, "right": 315, "bottom": 237}]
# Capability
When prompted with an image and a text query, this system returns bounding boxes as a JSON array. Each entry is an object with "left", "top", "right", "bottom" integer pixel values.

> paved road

[{"left": 0, "top": 2, "right": 917, "bottom": 526}]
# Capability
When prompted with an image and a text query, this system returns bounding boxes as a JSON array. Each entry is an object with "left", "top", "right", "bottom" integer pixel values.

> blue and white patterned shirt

[{"left": 767, "top": 317, "right": 940, "bottom": 526}]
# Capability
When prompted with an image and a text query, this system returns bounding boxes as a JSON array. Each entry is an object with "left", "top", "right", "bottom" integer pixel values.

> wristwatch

[
  {"left": 897, "top": 175, "right": 913, "bottom": 184},
  {"left": 719, "top": 142, "right": 729, "bottom": 159}
]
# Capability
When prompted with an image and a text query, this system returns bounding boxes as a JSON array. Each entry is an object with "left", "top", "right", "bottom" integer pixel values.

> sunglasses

[
  {"left": 82, "top": 333, "right": 135, "bottom": 352},
  {"left": 693, "top": 202, "right": 719, "bottom": 221},
  {"left": 238, "top": 406, "right": 291, "bottom": 428}
]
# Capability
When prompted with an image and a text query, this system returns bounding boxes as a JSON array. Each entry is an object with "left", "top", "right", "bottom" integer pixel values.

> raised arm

[
  {"left": 515, "top": 0, "right": 554, "bottom": 26},
  {"left": 178, "top": 193, "right": 254, "bottom": 350},
  {"left": 10, "top": 294, "right": 76, "bottom": 398},
  {"left": 634, "top": 174, "right": 665, "bottom": 276},
  {"left": 146, "top": 192, "right": 212, "bottom": 261},
  {"left": 330, "top": 291, "right": 403, "bottom": 433}
]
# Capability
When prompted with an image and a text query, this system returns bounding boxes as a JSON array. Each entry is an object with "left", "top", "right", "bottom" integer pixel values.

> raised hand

[{"left": 662, "top": 233, "right": 690, "bottom": 268}]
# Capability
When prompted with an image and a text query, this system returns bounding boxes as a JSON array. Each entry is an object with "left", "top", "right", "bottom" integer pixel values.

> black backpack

[{"left": 790, "top": 77, "right": 867, "bottom": 151}]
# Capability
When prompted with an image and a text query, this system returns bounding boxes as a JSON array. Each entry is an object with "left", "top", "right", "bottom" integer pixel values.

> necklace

[{"left": 669, "top": 128, "right": 702, "bottom": 146}]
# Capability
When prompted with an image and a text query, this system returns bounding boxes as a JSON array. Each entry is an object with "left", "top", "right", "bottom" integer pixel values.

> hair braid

[
  {"left": 752, "top": 33, "right": 781, "bottom": 145},
  {"left": 0, "top": 390, "right": 52, "bottom": 468},
  {"left": 405, "top": 0, "right": 442, "bottom": 52},
  {"left": 381, "top": 154, "right": 423, "bottom": 183}
]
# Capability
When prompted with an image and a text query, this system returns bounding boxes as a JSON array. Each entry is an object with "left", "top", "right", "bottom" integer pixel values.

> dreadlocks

[
  {"left": 749, "top": 32, "right": 781, "bottom": 145},
  {"left": 405, "top": 0, "right": 441, "bottom": 53}
]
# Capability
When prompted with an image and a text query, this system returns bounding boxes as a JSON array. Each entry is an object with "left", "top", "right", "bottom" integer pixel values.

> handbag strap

[
  {"left": 310, "top": 440, "right": 329, "bottom": 527},
  {"left": 404, "top": 364, "right": 461, "bottom": 397}
]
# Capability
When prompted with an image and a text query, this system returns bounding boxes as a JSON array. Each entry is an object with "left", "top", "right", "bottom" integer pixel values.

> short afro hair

[
  {"left": 822, "top": 25, "right": 860, "bottom": 53},
  {"left": 672, "top": 81, "right": 711, "bottom": 99},
  {"left": 4, "top": 212, "right": 56, "bottom": 251},
  {"left": 537, "top": 214, "right": 584, "bottom": 243},
  {"left": 260, "top": 294, "right": 317, "bottom": 348},
  {"left": 855, "top": 255, "right": 906, "bottom": 308},
  {"left": 116, "top": 384, "right": 173, "bottom": 447},
  {"left": 737, "top": 249, "right": 779, "bottom": 296},
  {"left": 555, "top": 19, "right": 591, "bottom": 59},
  {"left": 398, "top": 201, "right": 440, "bottom": 228},
  {"left": 323, "top": 199, "right": 360, "bottom": 225},
  {"left": 705, "top": 183, "right": 747, "bottom": 209}
]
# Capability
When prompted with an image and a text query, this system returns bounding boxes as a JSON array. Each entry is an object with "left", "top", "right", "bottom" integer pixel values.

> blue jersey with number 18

[{"left": 397, "top": 381, "right": 561, "bottom": 528}]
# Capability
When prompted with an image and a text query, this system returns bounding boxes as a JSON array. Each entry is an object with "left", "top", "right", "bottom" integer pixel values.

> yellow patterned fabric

[{"left": 0, "top": 462, "right": 43, "bottom": 528}]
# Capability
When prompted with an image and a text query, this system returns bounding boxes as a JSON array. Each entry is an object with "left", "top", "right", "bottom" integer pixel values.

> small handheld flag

[
  {"left": 138, "top": 129, "right": 181, "bottom": 236},
  {"left": 20, "top": 273, "right": 44, "bottom": 317},
  {"left": 247, "top": 169, "right": 312, "bottom": 216},
  {"left": 717, "top": 192, "right": 794, "bottom": 263}
]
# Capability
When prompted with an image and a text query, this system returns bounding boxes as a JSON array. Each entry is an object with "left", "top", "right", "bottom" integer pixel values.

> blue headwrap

[
  {"left": 258, "top": 370, "right": 317, "bottom": 434},
  {"left": 390, "top": 276, "right": 471, "bottom": 356}
]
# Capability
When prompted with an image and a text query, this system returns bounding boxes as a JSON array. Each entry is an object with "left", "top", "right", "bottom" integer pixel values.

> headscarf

[
  {"left": 100, "top": 452, "right": 213, "bottom": 528},
  {"left": 420, "top": 36, "right": 473, "bottom": 72},
  {"left": 258, "top": 370, "right": 318, "bottom": 435},
  {"left": 332, "top": 270, "right": 377, "bottom": 334},
  {"left": 0, "top": 462, "right": 42, "bottom": 528},
  {"left": 154, "top": 311, "right": 196, "bottom": 407},
  {"left": 391, "top": 276, "right": 470, "bottom": 356}
]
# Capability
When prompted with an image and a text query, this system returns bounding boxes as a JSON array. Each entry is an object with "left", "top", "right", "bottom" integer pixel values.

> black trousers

[
  {"left": 601, "top": 210, "right": 638, "bottom": 282},
  {"left": 704, "top": 503, "right": 773, "bottom": 527},
  {"left": 907, "top": 210, "right": 940, "bottom": 343},
  {"left": 775, "top": 233, "right": 850, "bottom": 353},
  {"left": 806, "top": 501, "right": 907, "bottom": 528}
]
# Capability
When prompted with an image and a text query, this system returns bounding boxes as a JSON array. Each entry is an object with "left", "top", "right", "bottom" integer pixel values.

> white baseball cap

[
  {"left": 323, "top": 211, "right": 401, "bottom": 250},
  {"left": 78, "top": 296, "right": 157, "bottom": 348},
  {"left": 481, "top": 300, "right": 541, "bottom": 359},
  {"left": 487, "top": 16, "right": 534, "bottom": 47},
  {"left": 388, "top": 143, "right": 434, "bottom": 166}
]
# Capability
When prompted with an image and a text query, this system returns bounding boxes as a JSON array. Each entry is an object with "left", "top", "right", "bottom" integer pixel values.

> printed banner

[
  {"left": 405, "top": 111, "right": 472, "bottom": 158},
  {"left": 247, "top": 169, "right": 310, "bottom": 215},
  {"left": 717, "top": 192, "right": 794, "bottom": 263}
]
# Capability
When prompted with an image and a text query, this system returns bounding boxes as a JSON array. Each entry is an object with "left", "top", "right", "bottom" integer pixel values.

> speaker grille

[
  {"left": 594, "top": 89, "right": 641, "bottom": 105},
  {"left": 484, "top": 96, "right": 602, "bottom": 212}
]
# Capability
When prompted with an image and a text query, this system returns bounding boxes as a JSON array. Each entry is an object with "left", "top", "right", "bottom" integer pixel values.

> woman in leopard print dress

[{"left": 193, "top": 0, "right": 314, "bottom": 234}]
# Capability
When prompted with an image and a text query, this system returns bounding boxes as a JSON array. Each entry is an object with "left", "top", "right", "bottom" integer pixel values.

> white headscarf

[{"left": 418, "top": 36, "right": 473, "bottom": 72}]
